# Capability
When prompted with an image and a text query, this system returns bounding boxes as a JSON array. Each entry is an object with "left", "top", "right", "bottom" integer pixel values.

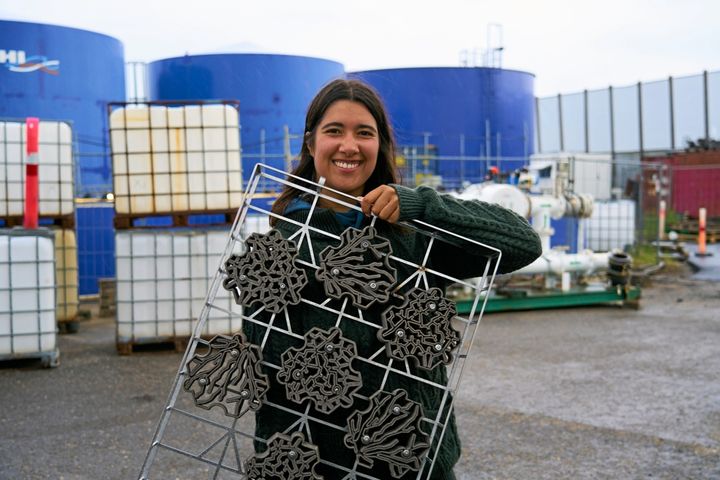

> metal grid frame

[
  {"left": 0, "top": 228, "right": 58, "bottom": 367},
  {"left": 139, "top": 164, "right": 501, "bottom": 479}
]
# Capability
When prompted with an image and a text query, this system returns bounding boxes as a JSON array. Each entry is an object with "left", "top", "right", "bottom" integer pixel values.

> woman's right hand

[{"left": 359, "top": 185, "right": 400, "bottom": 223}]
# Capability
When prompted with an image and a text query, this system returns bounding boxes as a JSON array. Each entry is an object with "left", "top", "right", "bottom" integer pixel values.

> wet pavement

[
  {"left": 0, "top": 266, "right": 719, "bottom": 479},
  {"left": 686, "top": 242, "right": 720, "bottom": 281}
]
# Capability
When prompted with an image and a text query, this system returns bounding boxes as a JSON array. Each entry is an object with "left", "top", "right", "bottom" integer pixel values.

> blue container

[
  {"left": 147, "top": 53, "right": 345, "bottom": 186},
  {"left": 551, "top": 217, "right": 580, "bottom": 253},
  {"left": 1, "top": 21, "right": 125, "bottom": 295},
  {"left": 76, "top": 203, "right": 116, "bottom": 295},
  {"left": 0, "top": 20, "right": 126, "bottom": 196},
  {"left": 351, "top": 67, "right": 535, "bottom": 188}
]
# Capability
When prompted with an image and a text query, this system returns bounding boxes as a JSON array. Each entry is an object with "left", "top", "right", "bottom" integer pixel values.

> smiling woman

[
  {"left": 270, "top": 79, "right": 400, "bottom": 224},
  {"left": 310, "top": 99, "right": 380, "bottom": 202},
  {"left": 246, "top": 79, "right": 542, "bottom": 479}
]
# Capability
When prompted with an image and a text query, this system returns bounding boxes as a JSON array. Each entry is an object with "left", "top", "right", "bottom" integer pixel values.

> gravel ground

[{"left": 1, "top": 267, "right": 718, "bottom": 479}]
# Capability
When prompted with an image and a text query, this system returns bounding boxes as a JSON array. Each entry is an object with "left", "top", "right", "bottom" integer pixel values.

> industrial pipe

[{"left": 513, "top": 249, "right": 610, "bottom": 276}]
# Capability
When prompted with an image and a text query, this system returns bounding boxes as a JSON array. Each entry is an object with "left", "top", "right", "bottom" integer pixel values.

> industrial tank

[
  {"left": 351, "top": 67, "right": 535, "bottom": 187},
  {"left": 0, "top": 20, "right": 125, "bottom": 296},
  {"left": 0, "top": 20, "right": 126, "bottom": 196},
  {"left": 147, "top": 53, "right": 345, "bottom": 184}
]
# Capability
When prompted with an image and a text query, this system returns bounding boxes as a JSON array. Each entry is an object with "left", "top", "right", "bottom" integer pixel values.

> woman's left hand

[{"left": 359, "top": 185, "right": 400, "bottom": 223}]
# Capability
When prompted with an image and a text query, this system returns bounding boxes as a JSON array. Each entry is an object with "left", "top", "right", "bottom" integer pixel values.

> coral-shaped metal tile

[
  {"left": 277, "top": 327, "right": 362, "bottom": 414},
  {"left": 223, "top": 229, "right": 308, "bottom": 313},
  {"left": 245, "top": 431, "right": 324, "bottom": 480},
  {"left": 183, "top": 333, "right": 269, "bottom": 417},
  {"left": 379, "top": 287, "right": 462, "bottom": 371},
  {"left": 344, "top": 389, "right": 430, "bottom": 478},
  {"left": 315, "top": 226, "right": 397, "bottom": 309}
]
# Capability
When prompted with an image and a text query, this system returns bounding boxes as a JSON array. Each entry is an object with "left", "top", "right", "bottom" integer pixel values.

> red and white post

[
  {"left": 697, "top": 207, "right": 708, "bottom": 256},
  {"left": 24, "top": 117, "right": 40, "bottom": 229},
  {"left": 658, "top": 200, "right": 666, "bottom": 241}
]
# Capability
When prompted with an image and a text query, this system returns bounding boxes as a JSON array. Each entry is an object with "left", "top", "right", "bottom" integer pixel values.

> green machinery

[{"left": 456, "top": 284, "right": 641, "bottom": 314}]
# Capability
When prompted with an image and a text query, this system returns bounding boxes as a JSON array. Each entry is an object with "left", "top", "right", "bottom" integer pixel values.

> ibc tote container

[
  {"left": 53, "top": 228, "right": 79, "bottom": 325},
  {"left": 147, "top": 53, "right": 345, "bottom": 186},
  {"left": 584, "top": 199, "right": 637, "bottom": 251},
  {"left": 0, "top": 120, "right": 74, "bottom": 222},
  {"left": 115, "top": 228, "right": 242, "bottom": 353},
  {"left": 109, "top": 103, "right": 243, "bottom": 219},
  {"left": 0, "top": 228, "right": 58, "bottom": 367}
]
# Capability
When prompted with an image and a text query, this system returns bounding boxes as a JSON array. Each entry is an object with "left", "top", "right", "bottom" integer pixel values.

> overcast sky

[{"left": 2, "top": 0, "right": 719, "bottom": 96}]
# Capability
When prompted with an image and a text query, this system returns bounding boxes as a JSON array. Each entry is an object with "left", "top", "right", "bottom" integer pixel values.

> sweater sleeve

[{"left": 392, "top": 184, "right": 542, "bottom": 275}]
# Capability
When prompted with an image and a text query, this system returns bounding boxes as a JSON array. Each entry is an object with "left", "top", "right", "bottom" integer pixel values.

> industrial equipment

[{"left": 453, "top": 155, "right": 640, "bottom": 312}]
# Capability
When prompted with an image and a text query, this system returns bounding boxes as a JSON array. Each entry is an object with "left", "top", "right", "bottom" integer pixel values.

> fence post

[
  {"left": 535, "top": 96, "right": 542, "bottom": 153},
  {"left": 557, "top": 93, "right": 564, "bottom": 152},
  {"left": 459, "top": 134, "right": 465, "bottom": 187},
  {"left": 658, "top": 200, "right": 666, "bottom": 241},
  {"left": 485, "top": 119, "right": 491, "bottom": 173},
  {"left": 668, "top": 76, "right": 675, "bottom": 150},
  {"left": 283, "top": 125, "right": 292, "bottom": 173}
]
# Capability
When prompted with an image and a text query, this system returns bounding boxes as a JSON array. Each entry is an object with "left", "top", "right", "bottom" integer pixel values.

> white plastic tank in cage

[
  {"left": 241, "top": 213, "right": 271, "bottom": 236},
  {"left": 115, "top": 228, "right": 242, "bottom": 346},
  {"left": 53, "top": 228, "right": 78, "bottom": 323},
  {"left": 584, "top": 199, "right": 636, "bottom": 251},
  {"left": 0, "top": 121, "right": 74, "bottom": 218},
  {"left": 0, "top": 229, "right": 58, "bottom": 366},
  {"left": 110, "top": 104, "right": 243, "bottom": 215}
]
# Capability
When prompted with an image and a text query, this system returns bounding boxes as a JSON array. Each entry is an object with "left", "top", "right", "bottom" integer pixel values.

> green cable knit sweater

[{"left": 245, "top": 185, "right": 541, "bottom": 479}]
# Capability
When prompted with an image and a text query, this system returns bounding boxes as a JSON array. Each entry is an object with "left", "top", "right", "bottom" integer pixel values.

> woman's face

[{"left": 309, "top": 100, "right": 379, "bottom": 205}]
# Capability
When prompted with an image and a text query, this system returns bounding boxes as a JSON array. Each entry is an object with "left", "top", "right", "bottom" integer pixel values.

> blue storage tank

[
  {"left": 351, "top": 67, "right": 535, "bottom": 188},
  {"left": 0, "top": 20, "right": 126, "bottom": 196},
  {"left": 0, "top": 20, "right": 126, "bottom": 295},
  {"left": 147, "top": 53, "right": 345, "bottom": 185}
]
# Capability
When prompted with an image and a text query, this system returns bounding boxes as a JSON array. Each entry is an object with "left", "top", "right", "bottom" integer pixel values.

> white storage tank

[
  {"left": 110, "top": 104, "right": 243, "bottom": 216},
  {"left": 583, "top": 199, "right": 637, "bottom": 251},
  {"left": 0, "top": 228, "right": 58, "bottom": 367},
  {"left": 53, "top": 228, "right": 78, "bottom": 324},
  {"left": 0, "top": 121, "right": 74, "bottom": 218},
  {"left": 115, "top": 228, "right": 242, "bottom": 348}
]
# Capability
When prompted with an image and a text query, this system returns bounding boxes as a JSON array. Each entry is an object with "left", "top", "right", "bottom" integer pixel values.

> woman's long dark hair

[{"left": 270, "top": 79, "right": 398, "bottom": 225}]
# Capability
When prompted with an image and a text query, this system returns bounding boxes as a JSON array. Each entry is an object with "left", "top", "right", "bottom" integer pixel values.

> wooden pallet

[
  {"left": 0, "top": 213, "right": 75, "bottom": 229},
  {"left": 0, "top": 349, "right": 60, "bottom": 368},
  {"left": 98, "top": 278, "right": 116, "bottom": 317},
  {"left": 668, "top": 219, "right": 720, "bottom": 243},
  {"left": 669, "top": 221, "right": 720, "bottom": 231},
  {"left": 99, "top": 305, "right": 117, "bottom": 318},
  {"left": 116, "top": 335, "right": 193, "bottom": 355},
  {"left": 116, "top": 333, "right": 221, "bottom": 355},
  {"left": 674, "top": 231, "right": 720, "bottom": 244},
  {"left": 57, "top": 317, "right": 81, "bottom": 334},
  {"left": 113, "top": 208, "right": 237, "bottom": 230}
]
